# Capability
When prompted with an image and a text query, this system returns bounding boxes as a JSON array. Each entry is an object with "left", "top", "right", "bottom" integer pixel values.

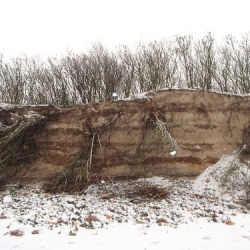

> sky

[{"left": 0, "top": 0, "right": 249, "bottom": 58}]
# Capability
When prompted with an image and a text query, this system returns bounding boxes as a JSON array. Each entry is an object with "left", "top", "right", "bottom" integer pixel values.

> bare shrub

[{"left": 1, "top": 33, "right": 250, "bottom": 106}]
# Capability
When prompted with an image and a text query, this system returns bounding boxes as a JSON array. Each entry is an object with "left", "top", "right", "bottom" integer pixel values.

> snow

[
  {"left": 0, "top": 174, "right": 250, "bottom": 250},
  {"left": 1, "top": 150, "right": 250, "bottom": 250},
  {"left": 0, "top": 103, "right": 15, "bottom": 111},
  {"left": 118, "top": 87, "right": 250, "bottom": 105},
  {"left": 157, "top": 87, "right": 250, "bottom": 98},
  {"left": 3, "top": 195, "right": 12, "bottom": 206},
  {"left": 0, "top": 213, "right": 249, "bottom": 250},
  {"left": 123, "top": 91, "right": 152, "bottom": 101},
  {"left": 170, "top": 150, "right": 177, "bottom": 156},
  {"left": 24, "top": 111, "right": 45, "bottom": 121}
]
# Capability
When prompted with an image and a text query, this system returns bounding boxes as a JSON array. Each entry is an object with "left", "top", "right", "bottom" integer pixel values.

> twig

[{"left": 86, "top": 133, "right": 95, "bottom": 181}]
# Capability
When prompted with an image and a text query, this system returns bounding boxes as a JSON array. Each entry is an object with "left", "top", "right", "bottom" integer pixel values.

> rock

[
  {"left": 116, "top": 217, "right": 122, "bottom": 223},
  {"left": 212, "top": 217, "right": 219, "bottom": 223},
  {"left": 151, "top": 205, "right": 161, "bottom": 210},
  {"left": 205, "top": 178, "right": 210, "bottom": 183},
  {"left": 105, "top": 213, "right": 114, "bottom": 219},
  {"left": 71, "top": 214, "right": 80, "bottom": 221},
  {"left": 204, "top": 208, "right": 212, "bottom": 213},
  {"left": 69, "top": 231, "right": 77, "bottom": 236},
  {"left": 0, "top": 177, "right": 248, "bottom": 235},
  {"left": 64, "top": 203, "right": 75, "bottom": 211},
  {"left": 80, "top": 222, "right": 89, "bottom": 228},
  {"left": 75, "top": 202, "right": 85, "bottom": 209},
  {"left": 156, "top": 218, "right": 168, "bottom": 224},
  {"left": 10, "top": 229, "right": 23, "bottom": 237},
  {"left": 165, "top": 218, "right": 175, "bottom": 224},
  {"left": 47, "top": 219, "right": 58, "bottom": 225},
  {"left": 186, "top": 205, "right": 194, "bottom": 211},
  {"left": 65, "top": 197, "right": 75, "bottom": 204},
  {"left": 86, "top": 215, "right": 100, "bottom": 223},
  {"left": 150, "top": 214, "right": 157, "bottom": 220},
  {"left": 136, "top": 220, "right": 146, "bottom": 224},
  {"left": 222, "top": 219, "right": 234, "bottom": 225},
  {"left": 212, "top": 213, "right": 218, "bottom": 217},
  {"left": 233, "top": 200, "right": 246, "bottom": 206},
  {"left": 32, "top": 230, "right": 39, "bottom": 234},
  {"left": 75, "top": 211, "right": 81, "bottom": 216},
  {"left": 59, "top": 213, "right": 69, "bottom": 223},
  {"left": 227, "top": 204, "right": 237, "bottom": 209}
]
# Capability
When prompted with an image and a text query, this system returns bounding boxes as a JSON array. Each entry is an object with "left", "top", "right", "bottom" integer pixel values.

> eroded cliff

[{"left": 1, "top": 89, "right": 250, "bottom": 184}]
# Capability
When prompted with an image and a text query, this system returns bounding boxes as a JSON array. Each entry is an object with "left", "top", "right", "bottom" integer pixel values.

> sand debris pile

[{"left": 193, "top": 148, "right": 250, "bottom": 202}]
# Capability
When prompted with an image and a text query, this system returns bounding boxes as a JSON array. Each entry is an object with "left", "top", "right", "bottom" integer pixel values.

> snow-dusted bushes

[{"left": 1, "top": 33, "right": 250, "bottom": 106}]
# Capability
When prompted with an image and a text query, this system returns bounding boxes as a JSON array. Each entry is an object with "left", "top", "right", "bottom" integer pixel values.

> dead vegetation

[
  {"left": 0, "top": 105, "right": 60, "bottom": 187},
  {"left": 89, "top": 179, "right": 172, "bottom": 201},
  {"left": 0, "top": 119, "right": 39, "bottom": 185},
  {"left": 2, "top": 89, "right": 249, "bottom": 193},
  {"left": 41, "top": 103, "right": 179, "bottom": 193}
]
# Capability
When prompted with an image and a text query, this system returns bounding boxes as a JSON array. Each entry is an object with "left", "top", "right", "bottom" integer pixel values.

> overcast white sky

[{"left": 0, "top": 0, "right": 249, "bottom": 58}]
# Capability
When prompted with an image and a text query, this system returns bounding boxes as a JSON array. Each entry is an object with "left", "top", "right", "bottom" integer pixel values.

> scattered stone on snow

[
  {"left": 9, "top": 229, "right": 23, "bottom": 237},
  {"left": 1, "top": 172, "right": 249, "bottom": 235}
]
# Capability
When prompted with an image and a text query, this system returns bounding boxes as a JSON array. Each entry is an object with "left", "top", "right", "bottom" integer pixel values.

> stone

[
  {"left": 156, "top": 218, "right": 168, "bottom": 224},
  {"left": 69, "top": 231, "right": 77, "bottom": 236},
  {"left": 136, "top": 220, "right": 146, "bottom": 224},
  {"left": 10, "top": 230, "right": 23, "bottom": 237},
  {"left": 223, "top": 220, "right": 235, "bottom": 225},
  {"left": 186, "top": 205, "right": 194, "bottom": 211},
  {"left": 86, "top": 215, "right": 100, "bottom": 223},
  {"left": 233, "top": 200, "right": 246, "bottom": 206},
  {"left": 227, "top": 204, "right": 237, "bottom": 210},
  {"left": 80, "top": 223, "right": 89, "bottom": 228}
]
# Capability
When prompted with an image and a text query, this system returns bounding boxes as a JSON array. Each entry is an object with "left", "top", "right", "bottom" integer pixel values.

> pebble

[
  {"left": 227, "top": 204, "right": 237, "bottom": 209},
  {"left": 0, "top": 179, "right": 248, "bottom": 234}
]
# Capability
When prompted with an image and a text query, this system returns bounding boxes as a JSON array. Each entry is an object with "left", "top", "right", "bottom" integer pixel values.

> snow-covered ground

[
  {"left": 1, "top": 150, "right": 250, "bottom": 250},
  {"left": 1, "top": 173, "right": 250, "bottom": 250},
  {"left": 1, "top": 214, "right": 249, "bottom": 250}
]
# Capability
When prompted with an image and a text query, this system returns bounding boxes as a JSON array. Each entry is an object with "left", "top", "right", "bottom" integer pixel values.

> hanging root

[
  {"left": 153, "top": 113, "right": 179, "bottom": 153},
  {"left": 49, "top": 133, "right": 97, "bottom": 192},
  {"left": 0, "top": 121, "right": 30, "bottom": 174}
]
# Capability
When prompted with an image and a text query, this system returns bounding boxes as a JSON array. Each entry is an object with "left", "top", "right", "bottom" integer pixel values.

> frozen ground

[
  {"left": 0, "top": 215, "right": 249, "bottom": 250},
  {"left": 0, "top": 174, "right": 250, "bottom": 250},
  {"left": 1, "top": 150, "right": 250, "bottom": 250}
]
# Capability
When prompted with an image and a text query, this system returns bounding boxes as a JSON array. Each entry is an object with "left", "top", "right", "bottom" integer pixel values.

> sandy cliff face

[{"left": 1, "top": 89, "right": 250, "bottom": 182}]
